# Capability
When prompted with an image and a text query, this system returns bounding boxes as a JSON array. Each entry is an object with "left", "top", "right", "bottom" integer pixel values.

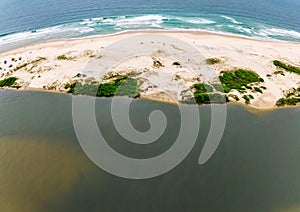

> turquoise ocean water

[{"left": 0, "top": 0, "right": 300, "bottom": 52}]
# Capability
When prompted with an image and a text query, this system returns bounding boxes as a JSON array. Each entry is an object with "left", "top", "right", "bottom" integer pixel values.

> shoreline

[
  {"left": 70, "top": 28, "right": 300, "bottom": 44},
  {"left": 1, "top": 86, "right": 299, "bottom": 112},
  {"left": 0, "top": 30, "right": 299, "bottom": 110},
  {"left": 1, "top": 24, "right": 300, "bottom": 54},
  {"left": 2, "top": 29, "right": 298, "bottom": 56}
]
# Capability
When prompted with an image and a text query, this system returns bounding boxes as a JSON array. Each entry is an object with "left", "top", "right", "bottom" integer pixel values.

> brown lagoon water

[{"left": 0, "top": 90, "right": 299, "bottom": 211}]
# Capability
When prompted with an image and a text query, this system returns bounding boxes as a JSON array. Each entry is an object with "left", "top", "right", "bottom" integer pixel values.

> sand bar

[{"left": 0, "top": 30, "right": 299, "bottom": 109}]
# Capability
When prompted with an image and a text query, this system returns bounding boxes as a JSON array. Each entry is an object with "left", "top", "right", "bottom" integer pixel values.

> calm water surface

[{"left": 0, "top": 90, "right": 299, "bottom": 211}]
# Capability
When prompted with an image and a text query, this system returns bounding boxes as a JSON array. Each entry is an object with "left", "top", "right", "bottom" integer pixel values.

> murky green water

[{"left": 0, "top": 90, "right": 299, "bottom": 211}]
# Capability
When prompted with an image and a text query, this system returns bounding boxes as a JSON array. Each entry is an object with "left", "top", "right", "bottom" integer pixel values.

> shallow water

[{"left": 0, "top": 90, "right": 299, "bottom": 211}]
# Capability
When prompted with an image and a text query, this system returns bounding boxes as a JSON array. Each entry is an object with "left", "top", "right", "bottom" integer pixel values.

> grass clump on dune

[
  {"left": 13, "top": 57, "right": 46, "bottom": 72},
  {"left": 0, "top": 77, "right": 17, "bottom": 87},
  {"left": 65, "top": 76, "right": 140, "bottom": 98},
  {"left": 57, "top": 54, "right": 74, "bottom": 61},
  {"left": 219, "top": 69, "right": 264, "bottom": 93},
  {"left": 254, "top": 87, "right": 263, "bottom": 93},
  {"left": 273, "top": 60, "right": 300, "bottom": 75},
  {"left": 206, "top": 58, "right": 221, "bottom": 65},
  {"left": 242, "top": 95, "right": 251, "bottom": 104}
]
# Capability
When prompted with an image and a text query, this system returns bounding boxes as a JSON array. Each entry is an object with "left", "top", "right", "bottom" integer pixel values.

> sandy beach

[{"left": 0, "top": 30, "right": 299, "bottom": 109}]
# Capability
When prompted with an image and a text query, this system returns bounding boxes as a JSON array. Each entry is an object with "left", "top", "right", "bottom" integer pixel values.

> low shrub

[
  {"left": 194, "top": 93, "right": 210, "bottom": 103},
  {"left": 286, "top": 98, "right": 300, "bottom": 106},
  {"left": 152, "top": 59, "right": 164, "bottom": 68},
  {"left": 276, "top": 97, "right": 300, "bottom": 106},
  {"left": 194, "top": 92, "right": 227, "bottom": 104},
  {"left": 66, "top": 76, "right": 140, "bottom": 98},
  {"left": 242, "top": 95, "right": 250, "bottom": 104},
  {"left": 206, "top": 58, "right": 221, "bottom": 65},
  {"left": 276, "top": 98, "right": 286, "bottom": 106},
  {"left": 0, "top": 77, "right": 17, "bottom": 87},
  {"left": 254, "top": 87, "right": 263, "bottom": 93},
  {"left": 219, "top": 69, "right": 264, "bottom": 93},
  {"left": 194, "top": 83, "right": 214, "bottom": 93},
  {"left": 274, "top": 70, "right": 285, "bottom": 76},
  {"left": 260, "top": 86, "right": 267, "bottom": 90}
]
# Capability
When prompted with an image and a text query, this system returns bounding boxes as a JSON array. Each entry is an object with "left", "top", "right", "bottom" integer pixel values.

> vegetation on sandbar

[
  {"left": 57, "top": 54, "right": 74, "bottom": 61},
  {"left": 273, "top": 60, "right": 300, "bottom": 75},
  {"left": 219, "top": 69, "right": 264, "bottom": 93},
  {"left": 152, "top": 58, "right": 164, "bottom": 68},
  {"left": 242, "top": 95, "right": 250, "bottom": 104},
  {"left": 193, "top": 83, "right": 213, "bottom": 93},
  {"left": 206, "top": 58, "right": 221, "bottom": 65},
  {"left": 254, "top": 87, "right": 263, "bottom": 93},
  {"left": 193, "top": 83, "right": 228, "bottom": 104},
  {"left": 276, "top": 86, "right": 300, "bottom": 106},
  {"left": 0, "top": 77, "right": 18, "bottom": 87},
  {"left": 194, "top": 93, "right": 228, "bottom": 104},
  {"left": 276, "top": 97, "right": 300, "bottom": 106},
  {"left": 65, "top": 76, "right": 140, "bottom": 98},
  {"left": 13, "top": 57, "right": 46, "bottom": 72},
  {"left": 212, "top": 84, "right": 225, "bottom": 93}
]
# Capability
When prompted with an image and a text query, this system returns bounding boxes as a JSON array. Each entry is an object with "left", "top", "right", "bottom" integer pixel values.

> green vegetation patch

[
  {"left": 242, "top": 95, "right": 251, "bottom": 104},
  {"left": 260, "top": 86, "right": 267, "bottom": 90},
  {"left": 66, "top": 77, "right": 140, "bottom": 98},
  {"left": 254, "top": 87, "right": 263, "bottom": 93},
  {"left": 193, "top": 83, "right": 214, "bottom": 93},
  {"left": 0, "top": 77, "right": 17, "bottom": 87},
  {"left": 194, "top": 93, "right": 228, "bottom": 104},
  {"left": 276, "top": 97, "right": 300, "bottom": 106},
  {"left": 219, "top": 69, "right": 264, "bottom": 93},
  {"left": 273, "top": 60, "right": 300, "bottom": 75},
  {"left": 276, "top": 86, "right": 300, "bottom": 106},
  {"left": 206, "top": 58, "right": 221, "bottom": 65},
  {"left": 212, "top": 84, "right": 230, "bottom": 93},
  {"left": 193, "top": 83, "right": 227, "bottom": 104}
]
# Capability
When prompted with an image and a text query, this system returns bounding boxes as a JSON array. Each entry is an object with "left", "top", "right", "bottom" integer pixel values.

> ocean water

[{"left": 0, "top": 0, "right": 300, "bottom": 52}]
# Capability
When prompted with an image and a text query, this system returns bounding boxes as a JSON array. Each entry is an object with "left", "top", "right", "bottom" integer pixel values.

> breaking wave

[{"left": 1, "top": 14, "right": 300, "bottom": 52}]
